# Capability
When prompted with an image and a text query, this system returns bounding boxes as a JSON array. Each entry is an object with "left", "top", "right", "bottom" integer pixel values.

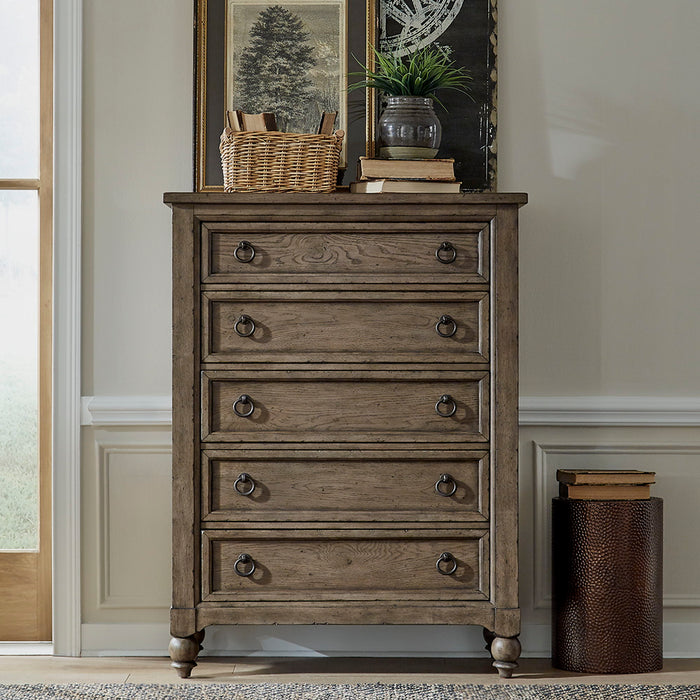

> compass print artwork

[
  {"left": 379, "top": 0, "right": 465, "bottom": 56},
  {"left": 377, "top": 0, "right": 497, "bottom": 190}
]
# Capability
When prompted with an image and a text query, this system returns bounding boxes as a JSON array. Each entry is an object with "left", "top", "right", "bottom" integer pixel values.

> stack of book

[
  {"left": 556, "top": 469, "right": 656, "bottom": 500},
  {"left": 350, "top": 157, "right": 461, "bottom": 194},
  {"left": 226, "top": 110, "right": 337, "bottom": 134}
]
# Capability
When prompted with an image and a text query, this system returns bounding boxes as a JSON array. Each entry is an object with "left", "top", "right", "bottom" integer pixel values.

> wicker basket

[{"left": 219, "top": 129, "right": 344, "bottom": 193}]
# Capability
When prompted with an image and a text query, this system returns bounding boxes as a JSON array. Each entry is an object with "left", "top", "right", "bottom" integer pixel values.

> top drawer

[{"left": 201, "top": 222, "right": 490, "bottom": 285}]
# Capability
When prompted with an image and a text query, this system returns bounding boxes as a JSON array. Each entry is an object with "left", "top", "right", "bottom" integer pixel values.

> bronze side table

[{"left": 552, "top": 497, "right": 663, "bottom": 673}]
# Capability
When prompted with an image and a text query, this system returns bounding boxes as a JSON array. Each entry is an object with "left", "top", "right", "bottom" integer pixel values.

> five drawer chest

[{"left": 165, "top": 192, "right": 527, "bottom": 678}]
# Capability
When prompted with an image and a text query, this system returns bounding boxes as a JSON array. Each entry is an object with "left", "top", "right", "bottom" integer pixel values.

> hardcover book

[
  {"left": 350, "top": 179, "right": 461, "bottom": 194},
  {"left": 556, "top": 469, "right": 656, "bottom": 485}
]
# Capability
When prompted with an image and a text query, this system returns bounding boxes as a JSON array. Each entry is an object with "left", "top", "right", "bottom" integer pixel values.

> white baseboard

[
  {"left": 0, "top": 642, "right": 53, "bottom": 656},
  {"left": 79, "top": 623, "right": 700, "bottom": 658}
]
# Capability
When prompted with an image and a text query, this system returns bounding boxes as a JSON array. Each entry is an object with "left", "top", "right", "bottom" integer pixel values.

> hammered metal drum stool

[{"left": 552, "top": 497, "right": 663, "bottom": 673}]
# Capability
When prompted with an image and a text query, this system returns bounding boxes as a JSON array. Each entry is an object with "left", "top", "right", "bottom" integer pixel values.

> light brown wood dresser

[{"left": 164, "top": 192, "right": 527, "bottom": 678}]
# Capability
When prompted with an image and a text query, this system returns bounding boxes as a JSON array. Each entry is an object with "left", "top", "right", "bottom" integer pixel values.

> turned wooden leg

[
  {"left": 491, "top": 635, "right": 521, "bottom": 678},
  {"left": 169, "top": 635, "right": 200, "bottom": 678},
  {"left": 482, "top": 628, "right": 496, "bottom": 657}
]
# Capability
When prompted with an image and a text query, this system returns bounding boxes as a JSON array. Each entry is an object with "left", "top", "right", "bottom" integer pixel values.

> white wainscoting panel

[
  {"left": 93, "top": 434, "right": 172, "bottom": 610},
  {"left": 80, "top": 397, "right": 700, "bottom": 657},
  {"left": 532, "top": 441, "right": 700, "bottom": 610}
]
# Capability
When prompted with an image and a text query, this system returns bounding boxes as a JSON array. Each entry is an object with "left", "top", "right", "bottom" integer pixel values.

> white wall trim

[
  {"left": 532, "top": 441, "right": 700, "bottom": 610},
  {"left": 520, "top": 396, "right": 700, "bottom": 426},
  {"left": 81, "top": 395, "right": 700, "bottom": 428},
  {"left": 78, "top": 622, "right": 700, "bottom": 659},
  {"left": 53, "top": 0, "right": 82, "bottom": 657},
  {"left": 0, "top": 642, "right": 54, "bottom": 657},
  {"left": 81, "top": 395, "right": 172, "bottom": 427}
]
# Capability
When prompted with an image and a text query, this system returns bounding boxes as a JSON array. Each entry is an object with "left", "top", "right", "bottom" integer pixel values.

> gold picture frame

[{"left": 194, "top": 0, "right": 376, "bottom": 191}]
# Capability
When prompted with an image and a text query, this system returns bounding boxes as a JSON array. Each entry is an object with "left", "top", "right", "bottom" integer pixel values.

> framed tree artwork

[
  {"left": 195, "top": 0, "right": 375, "bottom": 190},
  {"left": 226, "top": 4, "right": 344, "bottom": 134}
]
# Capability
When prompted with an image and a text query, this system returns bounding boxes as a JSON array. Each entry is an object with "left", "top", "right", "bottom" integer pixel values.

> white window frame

[{"left": 53, "top": 0, "right": 82, "bottom": 656}]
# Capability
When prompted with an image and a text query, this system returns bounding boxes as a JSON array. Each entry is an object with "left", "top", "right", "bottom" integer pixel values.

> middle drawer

[
  {"left": 201, "top": 291, "right": 489, "bottom": 364},
  {"left": 201, "top": 369, "right": 490, "bottom": 443}
]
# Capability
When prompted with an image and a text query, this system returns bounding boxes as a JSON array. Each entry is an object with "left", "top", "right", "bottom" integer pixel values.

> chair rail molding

[
  {"left": 520, "top": 395, "right": 700, "bottom": 426},
  {"left": 81, "top": 395, "right": 172, "bottom": 426},
  {"left": 54, "top": 0, "right": 82, "bottom": 657},
  {"left": 81, "top": 395, "right": 700, "bottom": 428}
]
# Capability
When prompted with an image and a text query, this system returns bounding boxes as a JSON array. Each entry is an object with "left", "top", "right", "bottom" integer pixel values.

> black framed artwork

[
  {"left": 377, "top": 0, "right": 497, "bottom": 191},
  {"left": 194, "top": 0, "right": 496, "bottom": 191}
]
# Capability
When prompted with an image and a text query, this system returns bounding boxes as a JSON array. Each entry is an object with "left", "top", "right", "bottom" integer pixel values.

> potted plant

[{"left": 349, "top": 44, "right": 472, "bottom": 159}]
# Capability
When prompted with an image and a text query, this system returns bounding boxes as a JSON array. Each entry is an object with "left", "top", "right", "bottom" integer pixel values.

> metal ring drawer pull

[
  {"left": 234, "top": 240, "right": 255, "bottom": 263},
  {"left": 435, "top": 315, "right": 457, "bottom": 338},
  {"left": 233, "top": 394, "right": 255, "bottom": 417},
  {"left": 436, "top": 551, "right": 458, "bottom": 576},
  {"left": 435, "top": 394, "right": 457, "bottom": 418},
  {"left": 435, "top": 241, "right": 457, "bottom": 264},
  {"left": 234, "top": 553, "right": 256, "bottom": 577},
  {"left": 234, "top": 472, "right": 255, "bottom": 496},
  {"left": 435, "top": 473, "right": 458, "bottom": 497},
  {"left": 234, "top": 315, "right": 256, "bottom": 337}
]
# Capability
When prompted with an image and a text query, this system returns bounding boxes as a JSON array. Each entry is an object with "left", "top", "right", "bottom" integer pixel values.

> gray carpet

[{"left": 1, "top": 685, "right": 699, "bottom": 699}]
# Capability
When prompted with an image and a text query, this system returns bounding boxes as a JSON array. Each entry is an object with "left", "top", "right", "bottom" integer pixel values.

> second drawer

[{"left": 201, "top": 291, "right": 489, "bottom": 364}]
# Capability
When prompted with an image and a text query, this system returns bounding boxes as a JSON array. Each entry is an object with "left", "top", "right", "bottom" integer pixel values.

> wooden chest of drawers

[{"left": 165, "top": 192, "right": 527, "bottom": 678}]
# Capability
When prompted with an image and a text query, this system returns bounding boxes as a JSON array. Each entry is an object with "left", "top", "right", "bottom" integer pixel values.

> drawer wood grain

[
  {"left": 201, "top": 529, "right": 489, "bottom": 602},
  {"left": 201, "top": 370, "right": 489, "bottom": 443},
  {"left": 201, "top": 449, "right": 489, "bottom": 522},
  {"left": 202, "top": 291, "right": 489, "bottom": 364},
  {"left": 201, "top": 223, "right": 489, "bottom": 285}
]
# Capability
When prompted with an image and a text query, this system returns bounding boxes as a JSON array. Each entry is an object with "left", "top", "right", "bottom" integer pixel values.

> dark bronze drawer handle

[
  {"left": 436, "top": 241, "right": 457, "bottom": 264},
  {"left": 436, "top": 551, "right": 458, "bottom": 576},
  {"left": 234, "top": 240, "right": 256, "bottom": 263},
  {"left": 234, "top": 314, "right": 256, "bottom": 337},
  {"left": 233, "top": 394, "right": 255, "bottom": 418},
  {"left": 435, "top": 314, "right": 457, "bottom": 338},
  {"left": 234, "top": 472, "right": 255, "bottom": 496},
  {"left": 234, "top": 553, "right": 256, "bottom": 577},
  {"left": 435, "top": 394, "right": 457, "bottom": 417},
  {"left": 435, "top": 473, "right": 458, "bottom": 497}
]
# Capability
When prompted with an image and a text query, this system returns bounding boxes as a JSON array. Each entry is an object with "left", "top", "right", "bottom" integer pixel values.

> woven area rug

[{"left": 1, "top": 685, "right": 700, "bottom": 699}]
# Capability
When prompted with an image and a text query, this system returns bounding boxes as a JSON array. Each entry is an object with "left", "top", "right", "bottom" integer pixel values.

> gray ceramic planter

[{"left": 377, "top": 96, "right": 441, "bottom": 159}]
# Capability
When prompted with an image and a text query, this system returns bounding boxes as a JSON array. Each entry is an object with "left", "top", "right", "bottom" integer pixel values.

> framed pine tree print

[{"left": 194, "top": 0, "right": 375, "bottom": 191}]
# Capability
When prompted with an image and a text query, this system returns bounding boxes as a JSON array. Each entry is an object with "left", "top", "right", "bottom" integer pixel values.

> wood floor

[{"left": 0, "top": 657, "right": 699, "bottom": 685}]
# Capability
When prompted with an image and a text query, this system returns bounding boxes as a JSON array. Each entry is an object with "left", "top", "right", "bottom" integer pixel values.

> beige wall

[
  {"left": 82, "top": 0, "right": 192, "bottom": 396},
  {"left": 80, "top": 0, "right": 700, "bottom": 654},
  {"left": 500, "top": 0, "right": 700, "bottom": 396}
]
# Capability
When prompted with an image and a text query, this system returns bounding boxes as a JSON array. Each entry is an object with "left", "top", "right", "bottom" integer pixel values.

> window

[{"left": 0, "top": 0, "right": 52, "bottom": 641}]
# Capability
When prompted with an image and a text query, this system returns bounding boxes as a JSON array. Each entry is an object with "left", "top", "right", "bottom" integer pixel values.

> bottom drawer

[{"left": 201, "top": 529, "right": 489, "bottom": 602}]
